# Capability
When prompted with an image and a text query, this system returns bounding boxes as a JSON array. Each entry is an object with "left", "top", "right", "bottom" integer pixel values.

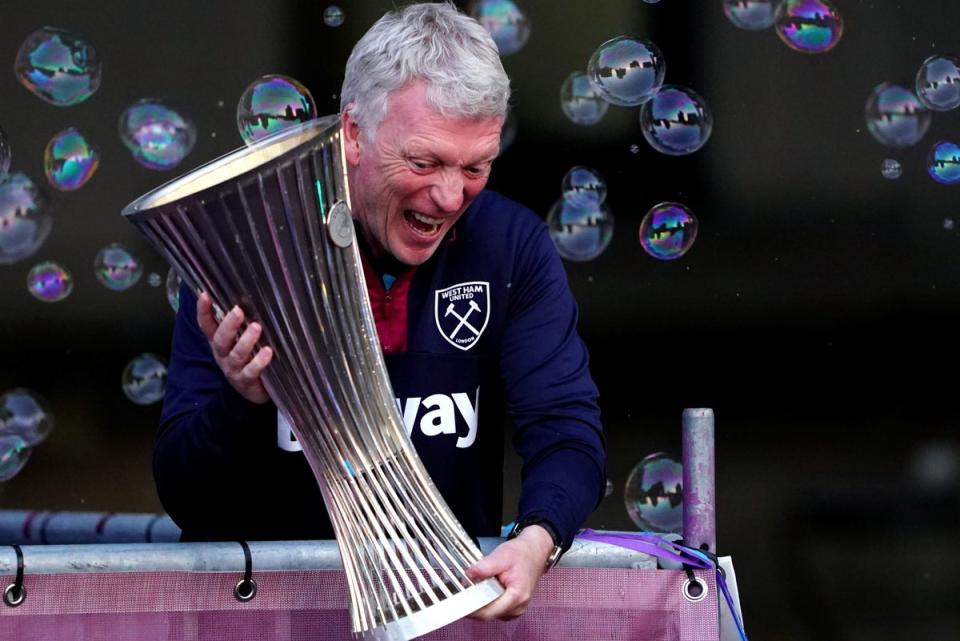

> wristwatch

[{"left": 509, "top": 518, "right": 564, "bottom": 572}]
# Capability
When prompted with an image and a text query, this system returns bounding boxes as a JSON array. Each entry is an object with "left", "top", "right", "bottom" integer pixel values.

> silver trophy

[{"left": 123, "top": 117, "right": 504, "bottom": 640}]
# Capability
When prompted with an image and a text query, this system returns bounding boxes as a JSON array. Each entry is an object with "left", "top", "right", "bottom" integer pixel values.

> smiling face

[{"left": 342, "top": 81, "right": 503, "bottom": 266}]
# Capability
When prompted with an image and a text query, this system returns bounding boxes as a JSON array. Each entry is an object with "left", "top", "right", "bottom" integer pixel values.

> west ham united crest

[{"left": 435, "top": 281, "right": 490, "bottom": 351}]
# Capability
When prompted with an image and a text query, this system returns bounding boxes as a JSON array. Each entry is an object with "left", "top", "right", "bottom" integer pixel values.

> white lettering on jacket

[{"left": 277, "top": 386, "right": 480, "bottom": 452}]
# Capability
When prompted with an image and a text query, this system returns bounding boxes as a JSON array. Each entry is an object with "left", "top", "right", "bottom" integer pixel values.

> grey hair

[{"left": 340, "top": 2, "right": 510, "bottom": 138}]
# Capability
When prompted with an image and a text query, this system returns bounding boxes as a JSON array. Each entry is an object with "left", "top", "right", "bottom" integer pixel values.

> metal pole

[{"left": 681, "top": 408, "right": 716, "bottom": 552}]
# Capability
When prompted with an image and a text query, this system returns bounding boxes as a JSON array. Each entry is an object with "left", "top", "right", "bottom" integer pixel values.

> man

[{"left": 155, "top": 2, "right": 605, "bottom": 621}]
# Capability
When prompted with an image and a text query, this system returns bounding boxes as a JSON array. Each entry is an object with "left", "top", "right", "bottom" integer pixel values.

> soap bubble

[
  {"left": 0, "top": 388, "right": 54, "bottom": 446},
  {"left": 468, "top": 0, "right": 531, "bottom": 56},
  {"left": 94, "top": 243, "right": 143, "bottom": 291},
  {"left": 323, "top": 5, "right": 344, "bottom": 27},
  {"left": 562, "top": 166, "right": 607, "bottom": 207},
  {"left": 44, "top": 127, "right": 99, "bottom": 191},
  {"left": 640, "top": 85, "right": 713, "bottom": 156},
  {"left": 547, "top": 197, "right": 614, "bottom": 262},
  {"left": 588, "top": 36, "right": 665, "bottom": 106},
  {"left": 639, "top": 202, "right": 699, "bottom": 260},
  {"left": 915, "top": 55, "right": 960, "bottom": 112},
  {"left": 237, "top": 75, "right": 317, "bottom": 145},
  {"left": 0, "top": 125, "right": 10, "bottom": 178},
  {"left": 14, "top": 27, "right": 101, "bottom": 106},
  {"left": 560, "top": 72, "right": 610, "bottom": 126},
  {"left": 147, "top": 272, "right": 162, "bottom": 287},
  {"left": 624, "top": 452, "right": 683, "bottom": 533},
  {"left": 122, "top": 353, "right": 168, "bottom": 405},
  {"left": 881, "top": 158, "right": 902, "bottom": 180},
  {"left": 0, "top": 173, "right": 52, "bottom": 265},
  {"left": 0, "top": 435, "right": 31, "bottom": 482},
  {"left": 165, "top": 267, "right": 182, "bottom": 312},
  {"left": 605, "top": 478, "right": 615, "bottom": 497},
  {"left": 119, "top": 100, "right": 196, "bottom": 170},
  {"left": 774, "top": 0, "right": 843, "bottom": 54},
  {"left": 27, "top": 261, "right": 73, "bottom": 302},
  {"left": 723, "top": 0, "right": 780, "bottom": 30},
  {"left": 927, "top": 141, "right": 960, "bottom": 185},
  {"left": 865, "top": 82, "right": 930, "bottom": 149}
]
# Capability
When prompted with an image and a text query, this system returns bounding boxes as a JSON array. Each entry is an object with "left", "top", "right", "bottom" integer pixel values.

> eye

[{"left": 465, "top": 164, "right": 488, "bottom": 178}]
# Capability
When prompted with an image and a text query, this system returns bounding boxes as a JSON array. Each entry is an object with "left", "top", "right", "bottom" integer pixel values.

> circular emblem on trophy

[{"left": 328, "top": 200, "right": 354, "bottom": 248}]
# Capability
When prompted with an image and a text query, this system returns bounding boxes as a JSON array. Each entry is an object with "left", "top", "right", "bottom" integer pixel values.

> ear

[{"left": 341, "top": 106, "right": 362, "bottom": 166}]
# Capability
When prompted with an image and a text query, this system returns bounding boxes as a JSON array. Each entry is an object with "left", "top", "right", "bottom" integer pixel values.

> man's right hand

[{"left": 196, "top": 292, "right": 273, "bottom": 404}]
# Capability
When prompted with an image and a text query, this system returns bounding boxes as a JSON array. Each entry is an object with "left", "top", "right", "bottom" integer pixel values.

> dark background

[{"left": 1, "top": 1, "right": 959, "bottom": 639}]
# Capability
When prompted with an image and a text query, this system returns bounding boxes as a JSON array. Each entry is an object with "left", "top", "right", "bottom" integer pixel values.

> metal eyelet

[
  {"left": 3, "top": 584, "right": 26, "bottom": 607},
  {"left": 233, "top": 578, "right": 257, "bottom": 602},
  {"left": 682, "top": 576, "right": 708, "bottom": 603}
]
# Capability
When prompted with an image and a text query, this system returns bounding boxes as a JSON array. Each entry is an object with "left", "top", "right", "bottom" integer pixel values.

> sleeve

[
  {"left": 499, "top": 217, "right": 606, "bottom": 550},
  {"left": 153, "top": 283, "right": 278, "bottom": 538}
]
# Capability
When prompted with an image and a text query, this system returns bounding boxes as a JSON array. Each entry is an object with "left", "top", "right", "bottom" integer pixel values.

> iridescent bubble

[
  {"left": 587, "top": 36, "right": 665, "bottom": 107},
  {"left": 323, "top": 5, "right": 344, "bottom": 27},
  {"left": 624, "top": 452, "right": 682, "bottom": 533},
  {"left": 927, "top": 141, "right": 960, "bottom": 185},
  {"left": 468, "top": 0, "right": 531, "bottom": 56},
  {"left": 237, "top": 75, "right": 317, "bottom": 145},
  {"left": 774, "top": 0, "right": 843, "bottom": 54},
  {"left": 44, "top": 127, "right": 99, "bottom": 191},
  {"left": 629, "top": 143, "right": 640, "bottom": 154},
  {"left": 0, "top": 435, "right": 31, "bottom": 482},
  {"left": 640, "top": 85, "right": 713, "bottom": 156},
  {"left": 94, "top": 243, "right": 143, "bottom": 291},
  {"left": 865, "top": 83, "right": 931, "bottom": 148},
  {"left": 27, "top": 261, "right": 73, "bottom": 302},
  {"left": 560, "top": 72, "right": 609, "bottom": 126},
  {"left": 122, "top": 353, "right": 168, "bottom": 405},
  {"left": 148, "top": 272, "right": 162, "bottom": 287},
  {"left": 639, "top": 202, "right": 698, "bottom": 261},
  {"left": 881, "top": 158, "right": 902, "bottom": 180},
  {"left": 562, "top": 166, "right": 607, "bottom": 207},
  {"left": 0, "top": 388, "right": 54, "bottom": 446},
  {"left": 119, "top": 100, "right": 196, "bottom": 170},
  {"left": 14, "top": 27, "right": 101, "bottom": 106},
  {"left": 546, "top": 198, "right": 614, "bottom": 262},
  {"left": 0, "top": 173, "right": 52, "bottom": 265},
  {"left": 0, "top": 125, "right": 10, "bottom": 178},
  {"left": 165, "top": 267, "right": 182, "bottom": 312},
  {"left": 915, "top": 55, "right": 960, "bottom": 112},
  {"left": 723, "top": 0, "right": 781, "bottom": 30}
]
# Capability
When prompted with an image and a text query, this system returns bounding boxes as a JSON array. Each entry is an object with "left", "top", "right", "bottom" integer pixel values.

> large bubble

[
  {"left": 560, "top": 72, "right": 610, "bottom": 126},
  {"left": 774, "top": 0, "right": 843, "bottom": 54},
  {"left": 119, "top": 100, "right": 196, "bottom": 170},
  {"left": 587, "top": 36, "right": 665, "bottom": 106},
  {"left": 624, "top": 452, "right": 683, "bottom": 533},
  {"left": 237, "top": 75, "right": 318, "bottom": 145},
  {"left": 44, "top": 127, "right": 99, "bottom": 191},
  {"left": 915, "top": 55, "right": 960, "bottom": 112},
  {"left": 165, "top": 267, "right": 182, "bottom": 312},
  {"left": 723, "top": 0, "right": 780, "bottom": 30},
  {"left": 0, "top": 435, "right": 31, "bottom": 482},
  {"left": 562, "top": 166, "right": 607, "bottom": 207},
  {"left": 323, "top": 5, "right": 344, "bottom": 27},
  {"left": 0, "top": 173, "right": 52, "bottom": 265},
  {"left": 14, "top": 27, "right": 101, "bottom": 106},
  {"left": 468, "top": 0, "right": 531, "bottom": 56},
  {"left": 547, "top": 197, "right": 614, "bottom": 262},
  {"left": 94, "top": 242, "right": 143, "bottom": 291},
  {"left": 0, "top": 125, "right": 10, "bottom": 178},
  {"left": 640, "top": 85, "right": 713, "bottom": 156},
  {"left": 927, "top": 141, "right": 960, "bottom": 185},
  {"left": 27, "top": 261, "right": 73, "bottom": 302},
  {"left": 122, "top": 353, "right": 168, "bottom": 405},
  {"left": 865, "top": 82, "right": 931, "bottom": 149},
  {"left": 639, "top": 202, "right": 699, "bottom": 260},
  {"left": 0, "top": 388, "right": 54, "bottom": 446}
]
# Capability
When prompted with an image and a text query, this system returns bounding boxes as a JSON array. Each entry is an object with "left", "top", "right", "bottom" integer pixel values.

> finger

[
  {"left": 226, "top": 322, "right": 263, "bottom": 367},
  {"left": 241, "top": 345, "right": 273, "bottom": 379},
  {"left": 211, "top": 306, "right": 244, "bottom": 358},
  {"left": 196, "top": 293, "right": 218, "bottom": 340},
  {"left": 468, "top": 589, "right": 524, "bottom": 622},
  {"left": 467, "top": 555, "right": 510, "bottom": 581}
]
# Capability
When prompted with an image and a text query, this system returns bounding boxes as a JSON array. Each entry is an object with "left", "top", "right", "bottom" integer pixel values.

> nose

[{"left": 430, "top": 168, "right": 464, "bottom": 213}]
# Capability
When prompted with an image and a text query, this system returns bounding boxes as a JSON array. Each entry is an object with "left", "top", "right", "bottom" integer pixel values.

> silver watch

[{"left": 509, "top": 519, "right": 564, "bottom": 572}]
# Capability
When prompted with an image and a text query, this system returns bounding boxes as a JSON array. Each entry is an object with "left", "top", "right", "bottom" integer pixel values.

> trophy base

[{"left": 359, "top": 577, "right": 505, "bottom": 641}]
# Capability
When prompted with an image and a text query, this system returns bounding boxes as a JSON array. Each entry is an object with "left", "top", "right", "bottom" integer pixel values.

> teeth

[{"left": 411, "top": 211, "right": 442, "bottom": 226}]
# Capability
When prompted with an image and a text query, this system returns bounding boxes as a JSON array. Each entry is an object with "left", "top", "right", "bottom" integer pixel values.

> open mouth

[{"left": 403, "top": 210, "right": 443, "bottom": 236}]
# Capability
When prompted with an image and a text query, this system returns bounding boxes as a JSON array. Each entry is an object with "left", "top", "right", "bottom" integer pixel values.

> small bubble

[
  {"left": 119, "top": 100, "right": 196, "bottom": 170},
  {"left": 148, "top": 272, "right": 162, "bottom": 287},
  {"left": 561, "top": 166, "right": 607, "bottom": 207},
  {"left": 165, "top": 267, "right": 182, "bottom": 312},
  {"left": 639, "top": 202, "right": 698, "bottom": 260},
  {"left": 774, "top": 0, "right": 844, "bottom": 54},
  {"left": 94, "top": 243, "right": 143, "bottom": 291},
  {"left": 560, "top": 72, "right": 609, "bottom": 126},
  {"left": 723, "top": 0, "right": 779, "bottom": 30},
  {"left": 0, "top": 388, "right": 54, "bottom": 446},
  {"left": 14, "top": 27, "right": 101, "bottom": 106},
  {"left": 237, "top": 75, "right": 317, "bottom": 145},
  {"left": 640, "top": 85, "right": 713, "bottom": 156},
  {"left": 629, "top": 143, "right": 640, "bottom": 154},
  {"left": 469, "top": 0, "right": 531, "bottom": 56},
  {"left": 0, "top": 435, "right": 31, "bottom": 482},
  {"left": 624, "top": 452, "right": 682, "bottom": 533},
  {"left": 122, "top": 353, "right": 168, "bottom": 405},
  {"left": 44, "top": 127, "right": 99, "bottom": 191},
  {"left": 944, "top": 218, "right": 954, "bottom": 230},
  {"left": 547, "top": 198, "right": 614, "bottom": 262},
  {"left": 927, "top": 141, "right": 960, "bottom": 184},
  {"left": 881, "top": 158, "right": 902, "bottom": 180},
  {"left": 0, "top": 173, "right": 52, "bottom": 265},
  {"left": 587, "top": 36, "right": 665, "bottom": 106},
  {"left": 916, "top": 55, "right": 960, "bottom": 111},
  {"left": 865, "top": 83, "right": 930, "bottom": 148},
  {"left": 27, "top": 260, "right": 73, "bottom": 302},
  {"left": 323, "top": 5, "right": 345, "bottom": 27}
]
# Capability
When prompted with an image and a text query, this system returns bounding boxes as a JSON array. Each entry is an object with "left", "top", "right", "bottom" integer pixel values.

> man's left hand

[{"left": 465, "top": 524, "right": 556, "bottom": 621}]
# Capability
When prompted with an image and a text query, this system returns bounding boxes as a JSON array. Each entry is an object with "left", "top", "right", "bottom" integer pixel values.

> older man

[{"left": 155, "top": 2, "right": 605, "bottom": 621}]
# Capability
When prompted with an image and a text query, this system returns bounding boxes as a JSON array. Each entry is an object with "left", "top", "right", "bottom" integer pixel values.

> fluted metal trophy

[{"left": 122, "top": 116, "right": 503, "bottom": 640}]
